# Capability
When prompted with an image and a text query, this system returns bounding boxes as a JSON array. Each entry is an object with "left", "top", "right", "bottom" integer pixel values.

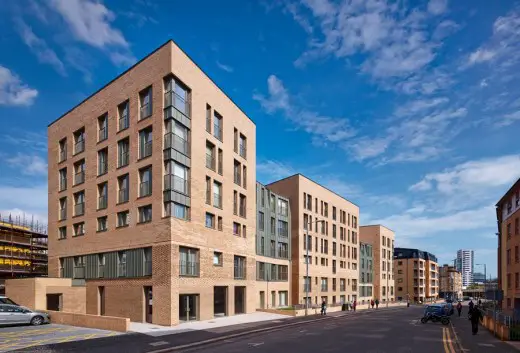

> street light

[{"left": 305, "top": 219, "right": 325, "bottom": 316}]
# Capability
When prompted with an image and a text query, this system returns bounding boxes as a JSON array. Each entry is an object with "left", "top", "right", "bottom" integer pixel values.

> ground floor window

[{"left": 278, "top": 291, "right": 288, "bottom": 307}]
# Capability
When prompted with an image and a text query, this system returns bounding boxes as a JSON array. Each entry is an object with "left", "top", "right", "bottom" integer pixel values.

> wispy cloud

[
  {"left": 216, "top": 61, "right": 234, "bottom": 73},
  {"left": 4, "top": 153, "right": 47, "bottom": 176},
  {"left": 2, "top": 130, "right": 47, "bottom": 152},
  {"left": 427, "top": 0, "right": 448, "bottom": 15},
  {"left": 0, "top": 66, "right": 38, "bottom": 106}
]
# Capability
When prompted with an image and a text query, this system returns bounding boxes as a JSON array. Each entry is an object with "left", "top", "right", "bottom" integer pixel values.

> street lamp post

[{"left": 305, "top": 219, "right": 324, "bottom": 316}]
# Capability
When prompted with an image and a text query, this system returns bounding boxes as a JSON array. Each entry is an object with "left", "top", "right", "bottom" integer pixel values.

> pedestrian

[
  {"left": 468, "top": 300, "right": 474, "bottom": 312},
  {"left": 469, "top": 306, "right": 483, "bottom": 335},
  {"left": 321, "top": 300, "right": 327, "bottom": 316},
  {"left": 375, "top": 299, "right": 379, "bottom": 309},
  {"left": 478, "top": 299, "right": 482, "bottom": 306},
  {"left": 371, "top": 299, "right": 375, "bottom": 309},
  {"left": 456, "top": 301, "right": 462, "bottom": 317},
  {"left": 353, "top": 300, "right": 357, "bottom": 312}
]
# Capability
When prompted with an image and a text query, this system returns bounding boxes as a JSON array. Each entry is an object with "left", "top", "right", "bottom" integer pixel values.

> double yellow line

[{"left": 442, "top": 327, "right": 456, "bottom": 353}]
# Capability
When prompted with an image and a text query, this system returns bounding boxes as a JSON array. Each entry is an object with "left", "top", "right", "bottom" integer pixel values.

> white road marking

[
  {"left": 149, "top": 341, "right": 169, "bottom": 346},
  {"left": 248, "top": 342, "right": 265, "bottom": 347},
  {"left": 478, "top": 343, "right": 495, "bottom": 347}
]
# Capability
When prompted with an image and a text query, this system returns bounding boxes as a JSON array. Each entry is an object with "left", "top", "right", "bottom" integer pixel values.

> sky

[{"left": 1, "top": 0, "right": 520, "bottom": 277}]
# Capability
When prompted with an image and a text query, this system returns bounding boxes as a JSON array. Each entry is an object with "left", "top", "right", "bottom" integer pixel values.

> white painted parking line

[
  {"left": 478, "top": 343, "right": 495, "bottom": 347},
  {"left": 149, "top": 341, "right": 169, "bottom": 347}
]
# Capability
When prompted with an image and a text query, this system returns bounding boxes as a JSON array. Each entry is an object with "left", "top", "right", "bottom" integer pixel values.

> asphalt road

[{"left": 180, "top": 306, "right": 454, "bottom": 353}]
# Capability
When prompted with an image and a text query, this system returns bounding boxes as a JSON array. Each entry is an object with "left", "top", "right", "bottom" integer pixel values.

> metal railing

[
  {"left": 99, "top": 127, "right": 107, "bottom": 141},
  {"left": 118, "top": 188, "right": 129, "bottom": 203},
  {"left": 180, "top": 261, "right": 199, "bottom": 276},
  {"left": 213, "top": 193, "right": 222, "bottom": 208},
  {"left": 140, "top": 141, "right": 152, "bottom": 159},
  {"left": 140, "top": 104, "right": 152, "bottom": 119},
  {"left": 164, "top": 174, "right": 188, "bottom": 195},
  {"left": 74, "top": 202, "right": 84, "bottom": 216},
  {"left": 74, "top": 266, "right": 85, "bottom": 279},
  {"left": 140, "top": 181, "right": 151, "bottom": 197},
  {"left": 119, "top": 151, "right": 129, "bottom": 167},
  {"left": 234, "top": 265, "right": 246, "bottom": 279},
  {"left": 119, "top": 116, "right": 129, "bottom": 130},
  {"left": 59, "top": 178, "right": 67, "bottom": 191},
  {"left": 74, "top": 171, "right": 85, "bottom": 185},
  {"left": 165, "top": 91, "right": 190, "bottom": 117},
  {"left": 74, "top": 140, "right": 85, "bottom": 154},
  {"left": 59, "top": 208, "right": 66, "bottom": 221},
  {"left": 206, "top": 154, "right": 215, "bottom": 170},
  {"left": 164, "top": 132, "right": 189, "bottom": 156},
  {"left": 59, "top": 149, "right": 67, "bottom": 162},
  {"left": 98, "top": 196, "right": 107, "bottom": 210}
]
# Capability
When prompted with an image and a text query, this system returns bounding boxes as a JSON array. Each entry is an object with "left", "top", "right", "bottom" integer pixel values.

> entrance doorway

[
  {"left": 214, "top": 287, "right": 227, "bottom": 317},
  {"left": 259, "top": 291, "right": 265, "bottom": 309},
  {"left": 46, "top": 294, "right": 62, "bottom": 311},
  {"left": 179, "top": 294, "right": 199, "bottom": 322},
  {"left": 99, "top": 287, "right": 105, "bottom": 316},
  {"left": 234, "top": 287, "right": 246, "bottom": 314},
  {"left": 144, "top": 286, "right": 152, "bottom": 323}
]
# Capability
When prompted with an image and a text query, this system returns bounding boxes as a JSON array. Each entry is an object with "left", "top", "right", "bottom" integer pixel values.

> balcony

[
  {"left": 164, "top": 132, "right": 189, "bottom": 156},
  {"left": 59, "top": 208, "right": 66, "bottom": 221},
  {"left": 98, "top": 196, "right": 107, "bottom": 210},
  {"left": 59, "top": 149, "right": 67, "bottom": 162},
  {"left": 180, "top": 261, "right": 199, "bottom": 277},
  {"left": 98, "top": 127, "right": 107, "bottom": 142},
  {"left": 165, "top": 91, "right": 190, "bottom": 117},
  {"left": 140, "top": 181, "right": 151, "bottom": 197},
  {"left": 164, "top": 174, "right": 188, "bottom": 195},
  {"left": 140, "top": 104, "right": 152, "bottom": 120},
  {"left": 140, "top": 141, "right": 152, "bottom": 159},
  {"left": 73, "top": 266, "right": 85, "bottom": 279},
  {"left": 234, "top": 265, "right": 246, "bottom": 280},
  {"left": 119, "top": 116, "right": 129, "bottom": 130},
  {"left": 74, "top": 171, "right": 85, "bottom": 185},
  {"left": 74, "top": 140, "right": 85, "bottom": 154},
  {"left": 74, "top": 203, "right": 84, "bottom": 216},
  {"left": 206, "top": 154, "right": 215, "bottom": 170},
  {"left": 118, "top": 188, "right": 129, "bottom": 203}
]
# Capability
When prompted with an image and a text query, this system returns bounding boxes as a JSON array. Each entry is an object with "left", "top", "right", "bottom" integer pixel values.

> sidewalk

[{"left": 450, "top": 312, "right": 518, "bottom": 352}]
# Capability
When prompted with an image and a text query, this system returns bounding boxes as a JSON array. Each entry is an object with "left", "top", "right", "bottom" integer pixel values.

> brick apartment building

[
  {"left": 394, "top": 248, "right": 439, "bottom": 303},
  {"left": 47, "top": 40, "right": 256, "bottom": 325},
  {"left": 359, "top": 225, "right": 395, "bottom": 303},
  {"left": 439, "top": 264, "right": 463, "bottom": 300},
  {"left": 358, "top": 242, "right": 374, "bottom": 305},
  {"left": 496, "top": 178, "right": 520, "bottom": 311},
  {"left": 267, "top": 174, "right": 359, "bottom": 306}
]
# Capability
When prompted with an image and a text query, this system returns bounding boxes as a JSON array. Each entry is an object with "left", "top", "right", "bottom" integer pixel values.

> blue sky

[{"left": 1, "top": 0, "right": 520, "bottom": 276}]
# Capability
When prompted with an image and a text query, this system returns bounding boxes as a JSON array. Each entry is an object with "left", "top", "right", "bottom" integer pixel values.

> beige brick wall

[{"left": 6, "top": 278, "right": 36, "bottom": 308}]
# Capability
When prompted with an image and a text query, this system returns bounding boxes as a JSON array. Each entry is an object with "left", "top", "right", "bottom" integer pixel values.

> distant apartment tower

[
  {"left": 359, "top": 225, "right": 395, "bottom": 303},
  {"left": 47, "top": 40, "right": 256, "bottom": 326},
  {"left": 359, "top": 242, "right": 374, "bottom": 304},
  {"left": 255, "top": 182, "right": 291, "bottom": 308},
  {"left": 267, "top": 174, "right": 359, "bottom": 306},
  {"left": 496, "top": 177, "right": 520, "bottom": 311},
  {"left": 456, "top": 249, "right": 474, "bottom": 288},
  {"left": 394, "top": 248, "right": 439, "bottom": 303}
]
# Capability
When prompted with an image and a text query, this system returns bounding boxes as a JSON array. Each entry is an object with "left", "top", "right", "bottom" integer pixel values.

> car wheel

[
  {"left": 441, "top": 318, "right": 450, "bottom": 325},
  {"left": 421, "top": 317, "right": 427, "bottom": 323},
  {"left": 30, "top": 316, "right": 44, "bottom": 326}
]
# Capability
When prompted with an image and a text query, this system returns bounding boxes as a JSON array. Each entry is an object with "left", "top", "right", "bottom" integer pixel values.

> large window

[
  {"left": 166, "top": 161, "right": 188, "bottom": 195},
  {"left": 139, "top": 127, "right": 153, "bottom": 159},
  {"left": 214, "top": 111, "right": 223, "bottom": 141},
  {"left": 278, "top": 199, "right": 288, "bottom": 216},
  {"left": 234, "top": 256, "right": 246, "bottom": 279},
  {"left": 98, "top": 148, "right": 108, "bottom": 176},
  {"left": 138, "top": 205, "right": 152, "bottom": 223},
  {"left": 98, "top": 114, "right": 108, "bottom": 142},
  {"left": 165, "top": 120, "right": 189, "bottom": 156},
  {"left": 117, "top": 210, "right": 129, "bottom": 227},
  {"left": 118, "top": 138, "right": 130, "bottom": 167},
  {"left": 278, "top": 220, "right": 288, "bottom": 238},
  {"left": 118, "top": 174, "right": 129, "bottom": 203},
  {"left": 118, "top": 101, "right": 129, "bottom": 131},
  {"left": 139, "top": 166, "right": 152, "bottom": 197},
  {"left": 258, "top": 212, "right": 265, "bottom": 231},
  {"left": 74, "top": 191, "right": 85, "bottom": 216},
  {"left": 98, "top": 182, "right": 108, "bottom": 210},
  {"left": 165, "top": 77, "right": 190, "bottom": 116},
  {"left": 213, "top": 181, "right": 222, "bottom": 208},
  {"left": 139, "top": 86, "right": 152, "bottom": 120},
  {"left": 179, "top": 247, "right": 199, "bottom": 276}
]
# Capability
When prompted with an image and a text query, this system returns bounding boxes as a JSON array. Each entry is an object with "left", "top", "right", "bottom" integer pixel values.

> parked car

[
  {"left": 0, "top": 296, "right": 19, "bottom": 306},
  {"left": 0, "top": 304, "right": 50, "bottom": 326},
  {"left": 424, "top": 303, "right": 453, "bottom": 317}
]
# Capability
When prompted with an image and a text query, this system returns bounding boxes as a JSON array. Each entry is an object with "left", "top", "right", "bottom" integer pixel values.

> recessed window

[
  {"left": 213, "top": 111, "right": 223, "bottom": 141},
  {"left": 233, "top": 222, "right": 241, "bottom": 236},
  {"left": 73, "top": 128, "right": 85, "bottom": 155},
  {"left": 58, "top": 226, "right": 67, "bottom": 240},
  {"left": 118, "top": 101, "right": 129, "bottom": 131},
  {"left": 98, "top": 148, "right": 108, "bottom": 176},
  {"left": 213, "top": 181, "right": 222, "bottom": 208},
  {"left": 179, "top": 247, "right": 199, "bottom": 277},
  {"left": 117, "top": 210, "right": 129, "bottom": 227},
  {"left": 59, "top": 197, "right": 67, "bottom": 221},
  {"left": 139, "top": 166, "right": 152, "bottom": 197},
  {"left": 239, "top": 133, "right": 247, "bottom": 159},
  {"left": 118, "top": 174, "right": 129, "bottom": 203},
  {"left": 74, "top": 159, "right": 85, "bottom": 186},
  {"left": 73, "top": 222, "right": 85, "bottom": 236},
  {"left": 139, "top": 86, "right": 152, "bottom": 120},
  {"left": 218, "top": 216, "right": 223, "bottom": 231},
  {"left": 98, "top": 114, "right": 108, "bottom": 142},
  {"left": 74, "top": 191, "right": 85, "bottom": 216},
  {"left": 213, "top": 251, "right": 222, "bottom": 266},
  {"left": 139, "top": 126, "right": 153, "bottom": 159},
  {"left": 97, "top": 216, "right": 107, "bottom": 232},
  {"left": 117, "top": 138, "right": 130, "bottom": 168},
  {"left": 206, "top": 142, "right": 215, "bottom": 170},
  {"left": 59, "top": 138, "right": 67, "bottom": 162},
  {"left": 138, "top": 205, "right": 152, "bottom": 223},
  {"left": 205, "top": 212, "right": 215, "bottom": 228},
  {"left": 98, "top": 182, "right": 108, "bottom": 210},
  {"left": 59, "top": 168, "right": 67, "bottom": 191}
]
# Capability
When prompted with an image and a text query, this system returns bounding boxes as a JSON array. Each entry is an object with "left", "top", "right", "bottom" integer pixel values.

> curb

[
  {"left": 449, "top": 321, "right": 464, "bottom": 353},
  {"left": 147, "top": 305, "right": 409, "bottom": 353}
]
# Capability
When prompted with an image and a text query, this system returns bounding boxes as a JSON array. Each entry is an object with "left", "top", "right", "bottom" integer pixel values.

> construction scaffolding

[{"left": 0, "top": 215, "right": 48, "bottom": 294}]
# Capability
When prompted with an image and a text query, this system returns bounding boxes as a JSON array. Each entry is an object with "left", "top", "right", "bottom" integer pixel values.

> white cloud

[
  {"left": 109, "top": 52, "right": 137, "bottom": 67},
  {"left": 48, "top": 0, "right": 128, "bottom": 48},
  {"left": 0, "top": 208, "right": 48, "bottom": 232},
  {"left": 348, "top": 137, "right": 390, "bottom": 161},
  {"left": 5, "top": 153, "right": 48, "bottom": 176},
  {"left": 15, "top": 18, "right": 66, "bottom": 76},
  {"left": 0, "top": 185, "right": 48, "bottom": 215},
  {"left": 468, "top": 48, "right": 496, "bottom": 65},
  {"left": 480, "top": 79, "right": 488, "bottom": 88},
  {"left": 216, "top": 61, "right": 234, "bottom": 73},
  {"left": 427, "top": 0, "right": 448, "bottom": 15},
  {"left": 394, "top": 97, "right": 449, "bottom": 117},
  {"left": 254, "top": 75, "right": 355, "bottom": 145},
  {"left": 498, "top": 111, "right": 520, "bottom": 127},
  {"left": 2, "top": 130, "right": 47, "bottom": 151},
  {"left": 433, "top": 20, "right": 460, "bottom": 40},
  {"left": 0, "top": 66, "right": 38, "bottom": 106},
  {"left": 257, "top": 160, "right": 296, "bottom": 182}
]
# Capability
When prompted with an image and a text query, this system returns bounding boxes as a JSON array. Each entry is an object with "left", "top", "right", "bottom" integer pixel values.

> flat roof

[
  {"left": 496, "top": 177, "right": 520, "bottom": 207},
  {"left": 359, "top": 224, "right": 395, "bottom": 232},
  {"left": 48, "top": 39, "right": 255, "bottom": 127},
  {"left": 266, "top": 173, "right": 359, "bottom": 207}
]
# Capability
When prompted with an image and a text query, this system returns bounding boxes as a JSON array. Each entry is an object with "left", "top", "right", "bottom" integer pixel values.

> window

[
  {"left": 508, "top": 249, "right": 512, "bottom": 265},
  {"left": 321, "top": 278, "right": 328, "bottom": 292},
  {"left": 139, "top": 86, "right": 152, "bottom": 119},
  {"left": 271, "top": 217, "right": 276, "bottom": 235},
  {"left": 206, "top": 212, "right": 215, "bottom": 228},
  {"left": 233, "top": 222, "right": 241, "bottom": 236},
  {"left": 118, "top": 252, "right": 127, "bottom": 277},
  {"left": 278, "top": 243, "right": 288, "bottom": 259},
  {"left": 118, "top": 138, "right": 130, "bottom": 168},
  {"left": 307, "top": 194, "right": 312, "bottom": 211},
  {"left": 117, "top": 210, "right": 129, "bottom": 227},
  {"left": 278, "top": 220, "right": 288, "bottom": 238},
  {"left": 242, "top": 165, "right": 247, "bottom": 189},
  {"left": 179, "top": 247, "right": 199, "bottom": 276},
  {"left": 165, "top": 119, "right": 189, "bottom": 156},
  {"left": 218, "top": 216, "right": 223, "bottom": 231},
  {"left": 73, "top": 222, "right": 85, "bottom": 236},
  {"left": 234, "top": 159, "right": 241, "bottom": 185},
  {"left": 139, "top": 205, "right": 152, "bottom": 223},
  {"left": 258, "top": 212, "right": 265, "bottom": 231},
  {"left": 213, "top": 181, "right": 222, "bottom": 208},
  {"left": 332, "top": 206, "right": 336, "bottom": 220},
  {"left": 206, "top": 177, "right": 211, "bottom": 204},
  {"left": 206, "top": 104, "right": 211, "bottom": 132},
  {"left": 508, "top": 273, "right": 512, "bottom": 289},
  {"left": 59, "top": 168, "right": 67, "bottom": 191},
  {"left": 74, "top": 128, "right": 85, "bottom": 155},
  {"left": 165, "top": 202, "right": 189, "bottom": 220},
  {"left": 98, "top": 182, "right": 108, "bottom": 210},
  {"left": 239, "top": 194, "right": 247, "bottom": 217},
  {"left": 516, "top": 273, "right": 519, "bottom": 289},
  {"left": 98, "top": 148, "right": 108, "bottom": 176},
  {"left": 279, "top": 291, "right": 288, "bottom": 306},
  {"left": 139, "top": 166, "right": 152, "bottom": 197},
  {"left": 59, "top": 138, "right": 67, "bottom": 162},
  {"left": 270, "top": 194, "right": 276, "bottom": 213},
  {"left": 243, "top": 225, "right": 247, "bottom": 238},
  {"left": 139, "top": 127, "right": 153, "bottom": 159},
  {"left": 214, "top": 111, "right": 223, "bottom": 141},
  {"left": 118, "top": 101, "right": 129, "bottom": 131},
  {"left": 213, "top": 252, "right": 222, "bottom": 266},
  {"left": 206, "top": 142, "right": 215, "bottom": 170},
  {"left": 234, "top": 255, "right": 246, "bottom": 279},
  {"left": 239, "top": 134, "right": 247, "bottom": 158},
  {"left": 59, "top": 197, "right": 67, "bottom": 221},
  {"left": 74, "top": 191, "right": 85, "bottom": 216},
  {"left": 166, "top": 161, "right": 189, "bottom": 195},
  {"left": 304, "top": 214, "right": 308, "bottom": 230},
  {"left": 218, "top": 148, "right": 223, "bottom": 175},
  {"left": 98, "top": 114, "right": 108, "bottom": 142},
  {"left": 74, "top": 159, "right": 85, "bottom": 185},
  {"left": 58, "top": 226, "right": 66, "bottom": 240},
  {"left": 278, "top": 199, "right": 288, "bottom": 216},
  {"left": 118, "top": 174, "right": 129, "bottom": 203},
  {"left": 165, "top": 77, "right": 190, "bottom": 116},
  {"left": 97, "top": 216, "right": 107, "bottom": 232},
  {"left": 233, "top": 190, "right": 238, "bottom": 215},
  {"left": 234, "top": 128, "right": 238, "bottom": 152}
]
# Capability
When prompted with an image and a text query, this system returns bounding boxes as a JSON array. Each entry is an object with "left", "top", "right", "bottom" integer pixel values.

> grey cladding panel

[
  {"left": 164, "top": 149, "right": 191, "bottom": 166},
  {"left": 85, "top": 254, "right": 98, "bottom": 279},
  {"left": 164, "top": 107, "right": 191, "bottom": 129},
  {"left": 64, "top": 257, "right": 74, "bottom": 278}
]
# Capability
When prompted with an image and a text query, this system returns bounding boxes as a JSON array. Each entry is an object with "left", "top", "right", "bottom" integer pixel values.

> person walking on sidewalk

[
  {"left": 456, "top": 301, "right": 462, "bottom": 317},
  {"left": 469, "top": 305, "right": 483, "bottom": 335},
  {"left": 375, "top": 299, "right": 379, "bottom": 309},
  {"left": 321, "top": 300, "right": 327, "bottom": 316},
  {"left": 353, "top": 300, "right": 357, "bottom": 312},
  {"left": 468, "top": 299, "right": 474, "bottom": 312},
  {"left": 371, "top": 299, "right": 375, "bottom": 309}
]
